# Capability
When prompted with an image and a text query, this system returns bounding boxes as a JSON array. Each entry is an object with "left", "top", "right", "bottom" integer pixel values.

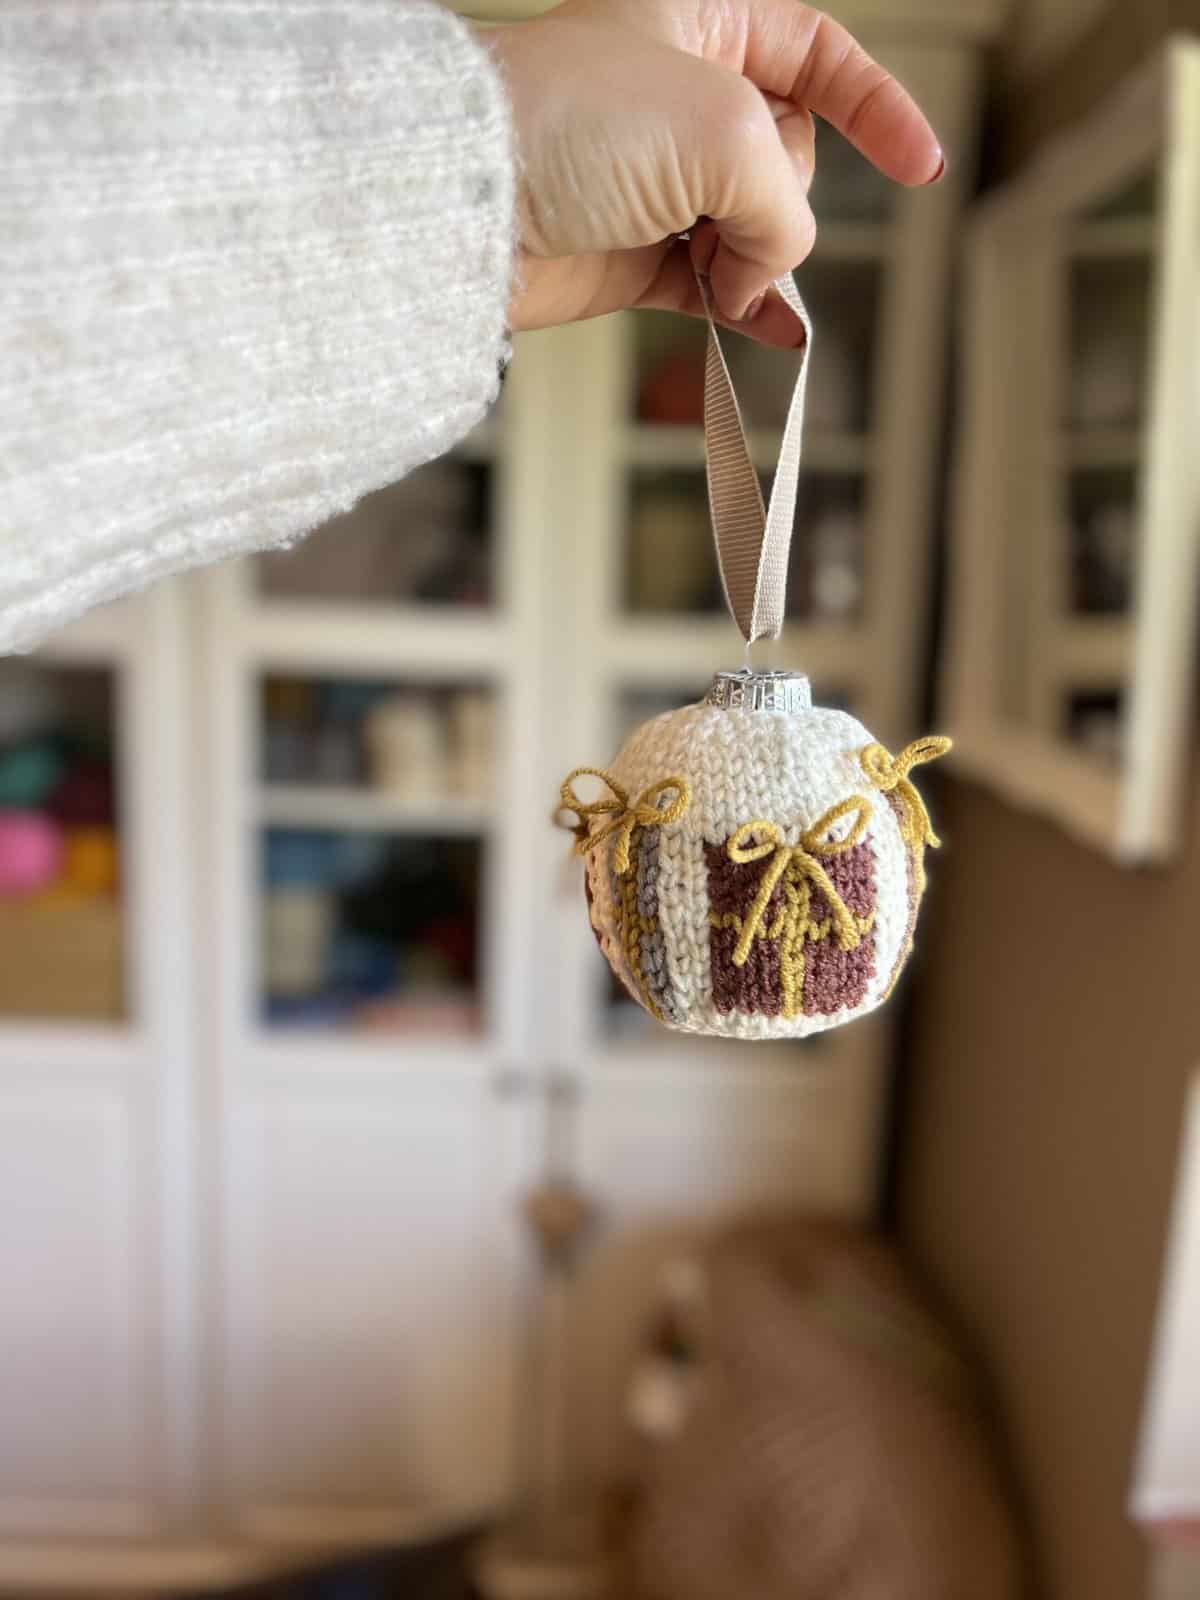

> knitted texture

[
  {"left": 1, "top": 0, "right": 514, "bottom": 651},
  {"left": 564, "top": 702, "right": 948, "bottom": 1040}
]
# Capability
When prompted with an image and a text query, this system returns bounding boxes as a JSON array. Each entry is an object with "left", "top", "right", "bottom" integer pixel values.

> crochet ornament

[{"left": 559, "top": 264, "right": 951, "bottom": 1040}]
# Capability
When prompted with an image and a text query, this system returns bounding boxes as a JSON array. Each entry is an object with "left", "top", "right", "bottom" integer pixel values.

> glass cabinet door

[
  {"left": 202, "top": 345, "right": 554, "bottom": 1528},
  {"left": 258, "top": 431, "right": 497, "bottom": 611},
  {"left": 947, "top": 38, "right": 1200, "bottom": 860},
  {"left": 1033, "top": 172, "right": 1156, "bottom": 768},
  {"left": 255, "top": 671, "right": 495, "bottom": 1036},
  {"left": 207, "top": 401, "right": 524, "bottom": 1053},
  {"left": 624, "top": 250, "right": 880, "bottom": 633},
  {"left": 0, "top": 660, "right": 127, "bottom": 1022}
]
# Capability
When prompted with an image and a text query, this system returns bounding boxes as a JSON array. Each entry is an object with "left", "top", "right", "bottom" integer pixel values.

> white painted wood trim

[
  {"left": 255, "top": 786, "right": 490, "bottom": 835},
  {"left": 944, "top": 38, "right": 1200, "bottom": 863},
  {"left": 950, "top": 726, "right": 1121, "bottom": 856},
  {"left": 1131, "top": 1072, "right": 1200, "bottom": 1529},
  {"left": 601, "top": 617, "right": 867, "bottom": 690},
  {"left": 458, "top": 0, "right": 1011, "bottom": 38},
  {"left": 861, "top": 40, "right": 981, "bottom": 743},
  {"left": 969, "top": 50, "right": 1168, "bottom": 228},
  {"left": 1119, "top": 40, "right": 1200, "bottom": 858},
  {"left": 244, "top": 607, "right": 509, "bottom": 677}
]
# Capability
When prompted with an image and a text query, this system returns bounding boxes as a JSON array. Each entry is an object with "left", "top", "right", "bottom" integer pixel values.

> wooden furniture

[
  {"left": 943, "top": 39, "right": 1200, "bottom": 862},
  {"left": 0, "top": 4, "right": 1000, "bottom": 1585}
]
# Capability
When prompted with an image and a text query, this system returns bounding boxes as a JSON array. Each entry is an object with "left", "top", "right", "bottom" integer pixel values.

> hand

[{"left": 477, "top": 0, "right": 942, "bottom": 347}]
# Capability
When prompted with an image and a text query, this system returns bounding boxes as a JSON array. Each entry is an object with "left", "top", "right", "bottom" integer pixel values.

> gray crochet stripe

[{"left": 635, "top": 826, "right": 682, "bottom": 1023}]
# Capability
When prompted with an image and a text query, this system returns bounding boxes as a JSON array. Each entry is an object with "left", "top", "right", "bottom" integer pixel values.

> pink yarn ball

[{"left": 0, "top": 812, "right": 63, "bottom": 895}]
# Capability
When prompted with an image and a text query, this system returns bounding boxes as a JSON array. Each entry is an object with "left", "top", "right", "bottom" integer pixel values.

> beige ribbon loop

[
  {"left": 695, "top": 263, "right": 812, "bottom": 645},
  {"left": 560, "top": 767, "right": 691, "bottom": 876},
  {"left": 726, "top": 795, "right": 873, "bottom": 967},
  {"left": 859, "top": 738, "right": 953, "bottom": 849}
]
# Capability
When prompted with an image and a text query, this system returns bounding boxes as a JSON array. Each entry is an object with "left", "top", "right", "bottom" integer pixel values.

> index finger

[{"left": 739, "top": 3, "right": 943, "bottom": 187}]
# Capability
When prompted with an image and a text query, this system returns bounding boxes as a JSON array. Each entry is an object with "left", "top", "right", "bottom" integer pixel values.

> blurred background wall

[{"left": 898, "top": 769, "right": 1200, "bottom": 1600}]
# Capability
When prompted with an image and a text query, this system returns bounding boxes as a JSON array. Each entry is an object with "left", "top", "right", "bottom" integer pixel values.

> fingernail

[{"left": 924, "top": 150, "right": 946, "bottom": 185}]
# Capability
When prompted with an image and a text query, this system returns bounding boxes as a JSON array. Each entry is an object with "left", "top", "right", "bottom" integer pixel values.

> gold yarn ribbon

[
  {"left": 560, "top": 767, "right": 691, "bottom": 876},
  {"left": 859, "top": 737, "right": 952, "bottom": 849},
  {"left": 726, "top": 795, "right": 873, "bottom": 968}
]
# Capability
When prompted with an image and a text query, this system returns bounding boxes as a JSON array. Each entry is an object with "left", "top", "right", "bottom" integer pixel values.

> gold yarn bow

[
  {"left": 560, "top": 767, "right": 691, "bottom": 876},
  {"left": 859, "top": 737, "right": 952, "bottom": 849},
  {"left": 726, "top": 795, "right": 873, "bottom": 968}
]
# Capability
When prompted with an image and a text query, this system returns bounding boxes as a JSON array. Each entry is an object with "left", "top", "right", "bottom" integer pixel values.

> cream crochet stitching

[{"left": 582, "top": 700, "right": 920, "bottom": 1040}]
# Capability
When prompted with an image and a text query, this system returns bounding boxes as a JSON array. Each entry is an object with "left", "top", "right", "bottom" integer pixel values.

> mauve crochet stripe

[{"left": 802, "top": 840, "right": 877, "bottom": 1017}]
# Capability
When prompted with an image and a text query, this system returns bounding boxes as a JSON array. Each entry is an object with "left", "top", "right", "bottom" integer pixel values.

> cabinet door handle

[
  {"left": 491, "top": 1068, "right": 585, "bottom": 1102},
  {"left": 491, "top": 1066, "right": 530, "bottom": 1100},
  {"left": 546, "top": 1070, "right": 583, "bottom": 1105}
]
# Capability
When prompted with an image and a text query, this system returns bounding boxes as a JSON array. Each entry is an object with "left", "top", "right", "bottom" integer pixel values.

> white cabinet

[
  {"left": 944, "top": 39, "right": 1200, "bottom": 861},
  {"left": 219, "top": 1075, "right": 526, "bottom": 1536},
  {"left": 0, "top": 587, "right": 198, "bottom": 1538},
  {"left": 0, "top": 8, "right": 995, "bottom": 1577},
  {"left": 196, "top": 335, "right": 560, "bottom": 1535}
]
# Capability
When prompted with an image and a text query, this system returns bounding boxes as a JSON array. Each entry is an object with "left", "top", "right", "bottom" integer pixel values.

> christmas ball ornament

[
  {"left": 561, "top": 674, "right": 948, "bottom": 1039},
  {"left": 557, "top": 259, "right": 950, "bottom": 1039}
]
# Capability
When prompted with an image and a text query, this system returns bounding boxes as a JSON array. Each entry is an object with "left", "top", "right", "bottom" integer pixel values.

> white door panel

[
  {"left": 221, "top": 1079, "right": 522, "bottom": 1531},
  {"left": 0, "top": 1086, "right": 152, "bottom": 1535}
]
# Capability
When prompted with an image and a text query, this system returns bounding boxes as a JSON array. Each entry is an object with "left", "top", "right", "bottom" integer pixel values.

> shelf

[
  {"left": 602, "top": 617, "right": 866, "bottom": 688},
  {"left": 0, "top": 1020, "right": 140, "bottom": 1070},
  {"left": 260, "top": 998, "right": 484, "bottom": 1041},
  {"left": 248, "top": 1031, "right": 495, "bottom": 1074},
  {"left": 257, "top": 785, "right": 489, "bottom": 835},
  {"left": 1068, "top": 217, "right": 1157, "bottom": 257},
  {"left": 1061, "top": 428, "right": 1143, "bottom": 469},
  {"left": 242, "top": 606, "right": 507, "bottom": 676},
  {"left": 624, "top": 424, "right": 873, "bottom": 474},
  {"left": 948, "top": 726, "right": 1122, "bottom": 860},
  {"left": 1048, "top": 617, "right": 1132, "bottom": 684}
]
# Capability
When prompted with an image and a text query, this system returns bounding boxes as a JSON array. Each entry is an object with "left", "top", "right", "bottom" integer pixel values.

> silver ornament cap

[{"left": 704, "top": 669, "right": 813, "bottom": 713}]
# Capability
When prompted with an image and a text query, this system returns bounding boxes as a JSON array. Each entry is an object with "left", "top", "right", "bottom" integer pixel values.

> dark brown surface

[
  {"left": 897, "top": 769, "right": 1200, "bottom": 1599},
  {"left": 212, "top": 1528, "right": 482, "bottom": 1600},
  {"left": 993, "top": 3, "right": 1200, "bottom": 176}
]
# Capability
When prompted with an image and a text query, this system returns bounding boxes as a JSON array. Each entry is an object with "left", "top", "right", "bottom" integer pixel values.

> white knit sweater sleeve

[{"left": 1, "top": 1, "right": 514, "bottom": 652}]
